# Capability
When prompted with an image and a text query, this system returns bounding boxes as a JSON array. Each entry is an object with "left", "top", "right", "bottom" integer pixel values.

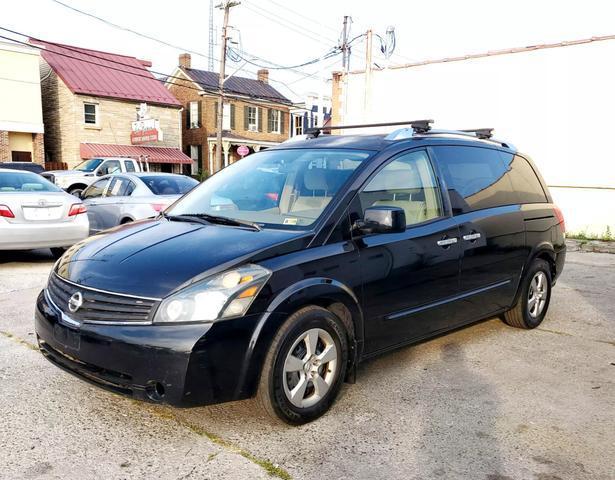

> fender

[
  {"left": 233, "top": 277, "right": 364, "bottom": 399},
  {"left": 512, "top": 241, "right": 555, "bottom": 306}
]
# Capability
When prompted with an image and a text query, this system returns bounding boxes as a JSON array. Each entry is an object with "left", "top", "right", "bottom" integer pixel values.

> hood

[{"left": 55, "top": 219, "right": 311, "bottom": 298}]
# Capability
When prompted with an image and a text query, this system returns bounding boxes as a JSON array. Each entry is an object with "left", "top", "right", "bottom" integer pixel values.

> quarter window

[
  {"left": 500, "top": 153, "right": 548, "bottom": 204},
  {"left": 434, "top": 146, "right": 516, "bottom": 214},
  {"left": 84, "top": 103, "right": 98, "bottom": 125},
  {"left": 360, "top": 150, "right": 443, "bottom": 226}
]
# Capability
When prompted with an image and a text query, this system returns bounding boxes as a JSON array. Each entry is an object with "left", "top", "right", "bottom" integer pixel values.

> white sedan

[{"left": 0, "top": 168, "right": 89, "bottom": 257}]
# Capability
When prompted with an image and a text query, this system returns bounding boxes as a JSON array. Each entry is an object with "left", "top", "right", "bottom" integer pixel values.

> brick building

[
  {"left": 0, "top": 41, "right": 44, "bottom": 164},
  {"left": 166, "top": 53, "right": 293, "bottom": 175},
  {"left": 34, "top": 40, "right": 191, "bottom": 171}
]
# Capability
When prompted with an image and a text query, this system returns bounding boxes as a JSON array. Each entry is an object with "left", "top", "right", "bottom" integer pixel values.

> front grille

[{"left": 46, "top": 273, "right": 158, "bottom": 324}]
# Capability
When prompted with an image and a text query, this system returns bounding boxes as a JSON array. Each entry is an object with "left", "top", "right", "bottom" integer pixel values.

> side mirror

[{"left": 356, "top": 206, "right": 406, "bottom": 234}]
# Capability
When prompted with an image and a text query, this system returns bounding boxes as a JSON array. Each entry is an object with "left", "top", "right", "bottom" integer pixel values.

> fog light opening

[{"left": 145, "top": 381, "right": 166, "bottom": 402}]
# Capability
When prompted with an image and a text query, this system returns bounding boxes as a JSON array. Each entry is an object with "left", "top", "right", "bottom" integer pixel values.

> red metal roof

[
  {"left": 80, "top": 143, "right": 192, "bottom": 164},
  {"left": 33, "top": 39, "right": 180, "bottom": 107}
]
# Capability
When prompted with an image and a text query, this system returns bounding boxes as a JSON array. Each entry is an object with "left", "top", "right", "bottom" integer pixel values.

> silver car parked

[
  {"left": 81, "top": 172, "right": 199, "bottom": 234},
  {"left": 0, "top": 168, "right": 89, "bottom": 256}
]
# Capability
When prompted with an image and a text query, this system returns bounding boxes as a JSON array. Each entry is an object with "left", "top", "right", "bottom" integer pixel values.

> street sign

[{"left": 237, "top": 145, "right": 249, "bottom": 157}]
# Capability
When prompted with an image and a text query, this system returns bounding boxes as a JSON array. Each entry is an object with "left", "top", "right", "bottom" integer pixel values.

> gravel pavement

[{"left": 0, "top": 249, "right": 613, "bottom": 480}]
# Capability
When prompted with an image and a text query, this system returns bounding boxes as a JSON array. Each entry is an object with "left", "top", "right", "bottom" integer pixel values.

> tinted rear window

[
  {"left": 140, "top": 175, "right": 198, "bottom": 195},
  {"left": 434, "top": 146, "right": 517, "bottom": 214},
  {"left": 0, "top": 171, "right": 61, "bottom": 192},
  {"left": 500, "top": 153, "right": 548, "bottom": 204}
]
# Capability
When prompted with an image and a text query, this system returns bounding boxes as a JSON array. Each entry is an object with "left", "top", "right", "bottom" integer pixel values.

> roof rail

[{"left": 305, "top": 119, "right": 433, "bottom": 138}]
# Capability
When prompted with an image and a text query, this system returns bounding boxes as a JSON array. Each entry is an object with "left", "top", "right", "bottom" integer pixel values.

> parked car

[
  {"left": 81, "top": 173, "right": 199, "bottom": 234},
  {"left": 41, "top": 157, "right": 147, "bottom": 197},
  {"left": 0, "top": 168, "right": 89, "bottom": 257},
  {"left": 0, "top": 162, "right": 45, "bottom": 175},
  {"left": 35, "top": 121, "right": 566, "bottom": 424}
]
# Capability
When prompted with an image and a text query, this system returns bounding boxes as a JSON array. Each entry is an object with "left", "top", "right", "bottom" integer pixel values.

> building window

[
  {"left": 268, "top": 109, "right": 281, "bottom": 133},
  {"left": 190, "top": 145, "right": 200, "bottom": 175},
  {"left": 294, "top": 115, "right": 303, "bottom": 136},
  {"left": 222, "top": 103, "right": 231, "bottom": 130},
  {"left": 189, "top": 101, "right": 199, "bottom": 128},
  {"left": 247, "top": 106, "right": 258, "bottom": 132},
  {"left": 84, "top": 103, "right": 98, "bottom": 125}
]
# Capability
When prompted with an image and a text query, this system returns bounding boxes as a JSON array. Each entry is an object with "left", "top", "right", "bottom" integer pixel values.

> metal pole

[
  {"left": 215, "top": 1, "right": 239, "bottom": 173},
  {"left": 364, "top": 29, "right": 373, "bottom": 121}
]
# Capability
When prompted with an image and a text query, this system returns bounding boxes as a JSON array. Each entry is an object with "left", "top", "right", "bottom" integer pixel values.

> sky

[{"left": 3, "top": 0, "right": 615, "bottom": 102}]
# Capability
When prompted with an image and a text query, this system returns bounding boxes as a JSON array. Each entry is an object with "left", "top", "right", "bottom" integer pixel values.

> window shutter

[
  {"left": 267, "top": 109, "right": 272, "bottom": 133},
  {"left": 186, "top": 103, "right": 191, "bottom": 128},
  {"left": 230, "top": 104, "right": 235, "bottom": 130},
  {"left": 258, "top": 107, "right": 263, "bottom": 132},
  {"left": 197, "top": 145, "right": 202, "bottom": 169},
  {"left": 244, "top": 106, "right": 249, "bottom": 130},
  {"left": 280, "top": 111, "right": 285, "bottom": 135},
  {"left": 214, "top": 101, "right": 218, "bottom": 128},
  {"left": 197, "top": 100, "right": 202, "bottom": 127}
]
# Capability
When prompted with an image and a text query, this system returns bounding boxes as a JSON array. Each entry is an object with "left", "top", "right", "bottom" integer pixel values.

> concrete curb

[{"left": 566, "top": 238, "right": 615, "bottom": 254}]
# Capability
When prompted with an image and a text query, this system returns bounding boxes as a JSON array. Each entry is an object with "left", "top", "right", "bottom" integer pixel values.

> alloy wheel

[
  {"left": 528, "top": 271, "right": 548, "bottom": 318},
  {"left": 282, "top": 328, "right": 338, "bottom": 409}
]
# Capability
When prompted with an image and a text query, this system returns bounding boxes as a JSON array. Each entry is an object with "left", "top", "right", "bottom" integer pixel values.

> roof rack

[{"left": 305, "top": 119, "right": 433, "bottom": 138}]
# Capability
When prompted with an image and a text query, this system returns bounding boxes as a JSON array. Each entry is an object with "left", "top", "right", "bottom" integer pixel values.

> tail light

[
  {"left": 68, "top": 203, "right": 87, "bottom": 216},
  {"left": 553, "top": 205, "right": 566, "bottom": 233},
  {"left": 151, "top": 203, "right": 167, "bottom": 213},
  {"left": 0, "top": 205, "right": 15, "bottom": 218}
]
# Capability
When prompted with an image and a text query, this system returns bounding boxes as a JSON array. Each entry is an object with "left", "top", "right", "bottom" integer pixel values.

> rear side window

[
  {"left": 124, "top": 161, "right": 136, "bottom": 172},
  {"left": 499, "top": 153, "right": 548, "bottom": 204},
  {"left": 434, "top": 146, "right": 517, "bottom": 215}
]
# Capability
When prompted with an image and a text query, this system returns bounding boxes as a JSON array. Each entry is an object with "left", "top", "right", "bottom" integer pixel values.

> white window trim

[
  {"left": 270, "top": 109, "right": 281, "bottom": 134},
  {"left": 190, "top": 145, "right": 199, "bottom": 175},
  {"left": 222, "top": 103, "right": 231, "bottom": 130},
  {"left": 247, "top": 106, "right": 258, "bottom": 132},
  {"left": 189, "top": 101, "right": 199, "bottom": 129},
  {"left": 83, "top": 102, "right": 99, "bottom": 127}
]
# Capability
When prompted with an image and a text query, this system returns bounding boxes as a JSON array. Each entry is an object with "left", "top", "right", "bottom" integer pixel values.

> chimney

[
  {"left": 179, "top": 53, "right": 191, "bottom": 69},
  {"left": 257, "top": 68, "right": 269, "bottom": 84}
]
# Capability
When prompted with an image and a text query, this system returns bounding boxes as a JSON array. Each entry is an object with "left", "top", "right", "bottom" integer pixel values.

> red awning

[{"left": 80, "top": 143, "right": 192, "bottom": 164}]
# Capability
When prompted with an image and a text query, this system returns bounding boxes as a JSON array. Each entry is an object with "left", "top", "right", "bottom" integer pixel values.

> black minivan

[{"left": 35, "top": 121, "right": 566, "bottom": 424}]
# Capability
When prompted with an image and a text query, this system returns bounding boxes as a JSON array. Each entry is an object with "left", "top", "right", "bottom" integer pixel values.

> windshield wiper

[
  {"left": 164, "top": 212, "right": 261, "bottom": 231},
  {"left": 162, "top": 213, "right": 210, "bottom": 226}
]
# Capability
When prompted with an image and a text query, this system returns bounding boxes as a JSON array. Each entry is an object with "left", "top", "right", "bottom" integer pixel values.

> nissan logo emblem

[{"left": 68, "top": 292, "right": 83, "bottom": 313}]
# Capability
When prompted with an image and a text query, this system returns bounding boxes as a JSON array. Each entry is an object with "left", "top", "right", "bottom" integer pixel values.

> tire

[
  {"left": 68, "top": 187, "right": 84, "bottom": 197},
  {"left": 503, "top": 258, "right": 552, "bottom": 329},
  {"left": 256, "top": 305, "right": 348, "bottom": 425},
  {"left": 50, "top": 247, "right": 66, "bottom": 259}
]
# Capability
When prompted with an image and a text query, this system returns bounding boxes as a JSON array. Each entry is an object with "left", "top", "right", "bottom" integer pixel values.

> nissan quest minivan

[{"left": 35, "top": 121, "right": 566, "bottom": 424}]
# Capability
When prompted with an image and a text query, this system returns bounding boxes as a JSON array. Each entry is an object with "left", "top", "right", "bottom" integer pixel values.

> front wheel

[
  {"left": 503, "top": 258, "right": 552, "bottom": 329},
  {"left": 257, "top": 305, "right": 348, "bottom": 425}
]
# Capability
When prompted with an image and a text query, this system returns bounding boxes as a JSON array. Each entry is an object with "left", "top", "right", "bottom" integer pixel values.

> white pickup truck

[{"left": 42, "top": 157, "right": 149, "bottom": 197}]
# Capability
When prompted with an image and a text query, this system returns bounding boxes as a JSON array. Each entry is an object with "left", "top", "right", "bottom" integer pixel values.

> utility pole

[
  {"left": 364, "top": 29, "right": 373, "bottom": 120},
  {"left": 215, "top": 1, "right": 239, "bottom": 173},
  {"left": 340, "top": 16, "right": 351, "bottom": 130}
]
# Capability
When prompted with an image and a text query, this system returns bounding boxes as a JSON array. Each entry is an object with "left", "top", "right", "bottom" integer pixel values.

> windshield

[
  {"left": 75, "top": 158, "right": 104, "bottom": 172},
  {"left": 167, "top": 148, "right": 372, "bottom": 229},
  {"left": 141, "top": 175, "right": 199, "bottom": 195},
  {"left": 0, "top": 171, "right": 62, "bottom": 192}
]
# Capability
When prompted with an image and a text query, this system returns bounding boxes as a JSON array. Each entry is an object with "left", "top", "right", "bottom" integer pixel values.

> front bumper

[{"left": 35, "top": 290, "right": 264, "bottom": 407}]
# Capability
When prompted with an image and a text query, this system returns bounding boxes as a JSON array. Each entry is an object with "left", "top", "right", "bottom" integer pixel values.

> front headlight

[{"left": 153, "top": 264, "right": 271, "bottom": 323}]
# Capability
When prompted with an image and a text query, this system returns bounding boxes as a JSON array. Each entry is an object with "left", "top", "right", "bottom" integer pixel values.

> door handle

[
  {"left": 437, "top": 237, "right": 458, "bottom": 247},
  {"left": 462, "top": 232, "right": 481, "bottom": 241}
]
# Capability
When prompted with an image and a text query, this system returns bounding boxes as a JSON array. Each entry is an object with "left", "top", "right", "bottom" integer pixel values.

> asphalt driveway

[{"left": 0, "top": 249, "right": 613, "bottom": 479}]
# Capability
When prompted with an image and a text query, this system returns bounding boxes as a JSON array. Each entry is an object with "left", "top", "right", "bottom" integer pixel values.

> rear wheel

[
  {"left": 68, "top": 187, "right": 84, "bottom": 197},
  {"left": 257, "top": 305, "right": 348, "bottom": 425},
  {"left": 503, "top": 258, "right": 552, "bottom": 329}
]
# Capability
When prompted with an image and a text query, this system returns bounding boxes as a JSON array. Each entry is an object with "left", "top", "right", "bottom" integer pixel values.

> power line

[
  {"left": 229, "top": 47, "right": 340, "bottom": 71},
  {"left": 0, "top": 30, "right": 319, "bottom": 113}
]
